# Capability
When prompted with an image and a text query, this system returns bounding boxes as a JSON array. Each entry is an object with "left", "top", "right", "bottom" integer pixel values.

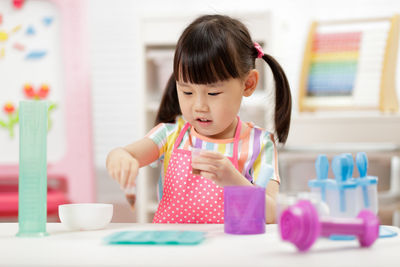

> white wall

[{"left": 88, "top": 0, "right": 400, "bottom": 203}]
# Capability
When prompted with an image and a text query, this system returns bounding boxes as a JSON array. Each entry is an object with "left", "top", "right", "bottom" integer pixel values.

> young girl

[{"left": 106, "top": 14, "right": 292, "bottom": 224}]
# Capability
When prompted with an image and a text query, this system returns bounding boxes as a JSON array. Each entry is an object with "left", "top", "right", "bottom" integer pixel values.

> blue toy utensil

[
  {"left": 356, "top": 152, "right": 368, "bottom": 178},
  {"left": 316, "top": 154, "right": 329, "bottom": 181},
  {"left": 343, "top": 153, "right": 354, "bottom": 178},
  {"left": 332, "top": 155, "right": 349, "bottom": 183},
  {"left": 315, "top": 154, "right": 329, "bottom": 201},
  {"left": 332, "top": 155, "right": 349, "bottom": 212},
  {"left": 356, "top": 152, "right": 370, "bottom": 208}
]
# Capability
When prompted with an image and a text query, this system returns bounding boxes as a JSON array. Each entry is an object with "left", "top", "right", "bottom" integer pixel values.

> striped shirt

[{"left": 146, "top": 116, "right": 279, "bottom": 199}]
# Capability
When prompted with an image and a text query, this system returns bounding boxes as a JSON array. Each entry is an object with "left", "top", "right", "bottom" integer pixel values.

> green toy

[{"left": 16, "top": 101, "right": 49, "bottom": 237}]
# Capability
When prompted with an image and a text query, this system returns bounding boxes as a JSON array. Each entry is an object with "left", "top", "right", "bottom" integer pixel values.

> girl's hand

[
  {"left": 191, "top": 150, "right": 252, "bottom": 187},
  {"left": 106, "top": 147, "right": 139, "bottom": 189}
]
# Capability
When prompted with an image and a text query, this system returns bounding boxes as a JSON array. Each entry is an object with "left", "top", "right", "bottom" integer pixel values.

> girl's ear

[{"left": 243, "top": 69, "right": 259, "bottom": 97}]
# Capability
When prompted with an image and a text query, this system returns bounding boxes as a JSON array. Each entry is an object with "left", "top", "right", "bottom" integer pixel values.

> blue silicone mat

[
  {"left": 104, "top": 230, "right": 205, "bottom": 245},
  {"left": 329, "top": 225, "right": 398, "bottom": 241}
]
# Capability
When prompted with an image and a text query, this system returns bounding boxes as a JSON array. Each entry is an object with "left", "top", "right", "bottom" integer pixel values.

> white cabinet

[{"left": 135, "top": 12, "right": 273, "bottom": 223}]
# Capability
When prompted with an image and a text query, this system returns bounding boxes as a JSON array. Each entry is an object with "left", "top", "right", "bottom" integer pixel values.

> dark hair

[{"left": 155, "top": 14, "right": 292, "bottom": 143}]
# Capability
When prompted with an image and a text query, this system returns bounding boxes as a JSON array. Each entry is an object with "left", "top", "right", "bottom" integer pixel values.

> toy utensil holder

[
  {"left": 17, "top": 101, "right": 49, "bottom": 237},
  {"left": 325, "top": 155, "right": 358, "bottom": 218},
  {"left": 309, "top": 153, "right": 378, "bottom": 218},
  {"left": 224, "top": 186, "right": 265, "bottom": 235},
  {"left": 279, "top": 200, "right": 379, "bottom": 252}
]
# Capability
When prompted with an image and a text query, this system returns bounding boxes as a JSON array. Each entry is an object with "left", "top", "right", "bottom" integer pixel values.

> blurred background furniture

[{"left": 0, "top": 0, "right": 94, "bottom": 221}]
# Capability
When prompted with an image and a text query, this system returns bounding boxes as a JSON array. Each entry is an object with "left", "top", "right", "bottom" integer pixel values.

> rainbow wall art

[{"left": 307, "top": 32, "right": 362, "bottom": 96}]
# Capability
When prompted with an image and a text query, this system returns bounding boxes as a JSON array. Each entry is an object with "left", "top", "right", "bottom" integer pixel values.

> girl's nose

[{"left": 194, "top": 95, "right": 209, "bottom": 112}]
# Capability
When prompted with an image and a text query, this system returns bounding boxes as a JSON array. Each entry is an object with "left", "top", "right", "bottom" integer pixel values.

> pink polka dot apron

[{"left": 153, "top": 118, "right": 242, "bottom": 224}]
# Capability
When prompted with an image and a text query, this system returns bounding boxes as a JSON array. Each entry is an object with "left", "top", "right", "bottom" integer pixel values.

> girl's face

[{"left": 176, "top": 76, "right": 252, "bottom": 139}]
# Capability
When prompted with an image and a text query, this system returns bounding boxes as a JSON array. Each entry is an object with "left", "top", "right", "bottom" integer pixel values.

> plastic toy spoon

[
  {"left": 343, "top": 153, "right": 354, "bottom": 178},
  {"left": 315, "top": 154, "right": 329, "bottom": 201},
  {"left": 332, "top": 155, "right": 349, "bottom": 183},
  {"left": 316, "top": 154, "right": 329, "bottom": 181},
  {"left": 356, "top": 152, "right": 370, "bottom": 207},
  {"left": 356, "top": 152, "right": 368, "bottom": 178},
  {"left": 332, "top": 155, "right": 349, "bottom": 212}
]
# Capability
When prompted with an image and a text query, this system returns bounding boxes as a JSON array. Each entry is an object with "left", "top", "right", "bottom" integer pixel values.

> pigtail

[
  {"left": 262, "top": 54, "right": 292, "bottom": 144},
  {"left": 155, "top": 74, "right": 181, "bottom": 125}
]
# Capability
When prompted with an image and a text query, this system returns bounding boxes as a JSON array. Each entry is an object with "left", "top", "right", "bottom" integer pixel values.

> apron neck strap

[
  {"left": 232, "top": 116, "right": 241, "bottom": 161},
  {"left": 174, "top": 117, "right": 242, "bottom": 158},
  {"left": 174, "top": 122, "right": 191, "bottom": 150}
]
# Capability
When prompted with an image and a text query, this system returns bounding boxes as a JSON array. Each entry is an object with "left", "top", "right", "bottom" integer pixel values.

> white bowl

[{"left": 59, "top": 203, "right": 113, "bottom": 231}]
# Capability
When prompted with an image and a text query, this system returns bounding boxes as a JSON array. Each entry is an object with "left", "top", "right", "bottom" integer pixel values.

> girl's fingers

[
  {"left": 120, "top": 160, "right": 131, "bottom": 188},
  {"left": 196, "top": 150, "right": 223, "bottom": 159},
  {"left": 113, "top": 167, "right": 123, "bottom": 184},
  {"left": 127, "top": 165, "right": 137, "bottom": 188},
  {"left": 191, "top": 162, "right": 218, "bottom": 173},
  {"left": 106, "top": 156, "right": 139, "bottom": 189},
  {"left": 114, "top": 169, "right": 121, "bottom": 183},
  {"left": 199, "top": 171, "right": 217, "bottom": 183},
  {"left": 192, "top": 159, "right": 221, "bottom": 173},
  {"left": 121, "top": 161, "right": 138, "bottom": 189},
  {"left": 120, "top": 170, "right": 127, "bottom": 189},
  {"left": 192, "top": 155, "right": 221, "bottom": 166}
]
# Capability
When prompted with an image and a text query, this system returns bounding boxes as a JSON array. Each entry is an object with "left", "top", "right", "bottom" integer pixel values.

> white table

[{"left": 0, "top": 223, "right": 399, "bottom": 267}]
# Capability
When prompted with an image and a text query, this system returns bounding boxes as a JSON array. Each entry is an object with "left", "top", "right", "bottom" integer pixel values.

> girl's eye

[
  {"left": 208, "top": 92, "right": 221, "bottom": 96},
  {"left": 183, "top": 92, "right": 192, "bottom": 95}
]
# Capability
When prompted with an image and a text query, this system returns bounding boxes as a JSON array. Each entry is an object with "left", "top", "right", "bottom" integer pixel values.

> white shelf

[
  {"left": 287, "top": 112, "right": 400, "bottom": 146},
  {"left": 292, "top": 110, "right": 400, "bottom": 120}
]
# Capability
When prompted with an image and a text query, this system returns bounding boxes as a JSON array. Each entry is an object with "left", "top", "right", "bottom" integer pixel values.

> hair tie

[{"left": 254, "top": 42, "right": 264, "bottom": 58}]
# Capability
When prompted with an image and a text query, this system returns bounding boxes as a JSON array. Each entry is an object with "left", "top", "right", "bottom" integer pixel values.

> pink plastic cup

[
  {"left": 224, "top": 186, "right": 266, "bottom": 234},
  {"left": 191, "top": 148, "right": 202, "bottom": 175}
]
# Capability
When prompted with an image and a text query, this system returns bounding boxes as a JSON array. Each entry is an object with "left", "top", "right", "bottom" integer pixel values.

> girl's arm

[
  {"left": 265, "top": 179, "right": 279, "bottom": 224},
  {"left": 124, "top": 138, "right": 160, "bottom": 167},
  {"left": 106, "top": 137, "right": 159, "bottom": 188}
]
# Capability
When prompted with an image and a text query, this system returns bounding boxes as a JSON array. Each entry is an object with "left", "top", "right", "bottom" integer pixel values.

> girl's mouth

[{"left": 196, "top": 118, "right": 212, "bottom": 125}]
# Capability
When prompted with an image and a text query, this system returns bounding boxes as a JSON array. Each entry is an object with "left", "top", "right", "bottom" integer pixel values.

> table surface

[{"left": 0, "top": 223, "right": 399, "bottom": 267}]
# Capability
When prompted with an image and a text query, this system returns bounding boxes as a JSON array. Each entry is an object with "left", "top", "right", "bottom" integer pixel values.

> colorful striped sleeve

[
  {"left": 145, "top": 123, "right": 174, "bottom": 158},
  {"left": 252, "top": 131, "right": 280, "bottom": 186},
  {"left": 144, "top": 117, "right": 186, "bottom": 159}
]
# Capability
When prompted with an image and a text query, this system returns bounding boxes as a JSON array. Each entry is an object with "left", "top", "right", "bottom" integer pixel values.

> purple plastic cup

[{"left": 224, "top": 186, "right": 266, "bottom": 234}]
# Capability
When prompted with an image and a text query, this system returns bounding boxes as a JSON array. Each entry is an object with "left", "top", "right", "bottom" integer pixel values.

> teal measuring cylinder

[{"left": 17, "top": 101, "right": 49, "bottom": 237}]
